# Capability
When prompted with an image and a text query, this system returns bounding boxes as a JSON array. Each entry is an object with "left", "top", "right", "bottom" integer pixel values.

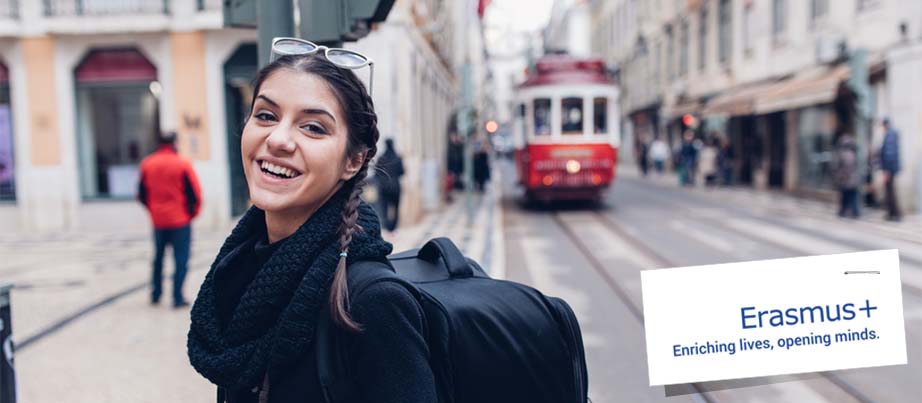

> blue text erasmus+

[{"left": 741, "top": 299, "right": 878, "bottom": 329}]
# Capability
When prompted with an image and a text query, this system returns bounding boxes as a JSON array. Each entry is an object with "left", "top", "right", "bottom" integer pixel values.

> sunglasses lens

[
  {"left": 327, "top": 49, "right": 368, "bottom": 67},
  {"left": 274, "top": 39, "right": 317, "bottom": 55}
]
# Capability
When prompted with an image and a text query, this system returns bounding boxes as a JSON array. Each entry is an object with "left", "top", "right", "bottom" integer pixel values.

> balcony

[{"left": 44, "top": 0, "right": 168, "bottom": 16}]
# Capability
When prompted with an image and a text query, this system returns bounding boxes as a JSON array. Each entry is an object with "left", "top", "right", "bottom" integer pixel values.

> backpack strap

[
  {"left": 419, "top": 237, "right": 472, "bottom": 278},
  {"left": 316, "top": 259, "right": 420, "bottom": 403}
]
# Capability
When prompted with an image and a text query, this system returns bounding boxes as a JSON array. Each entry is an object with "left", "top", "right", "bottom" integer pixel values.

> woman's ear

[{"left": 341, "top": 150, "right": 367, "bottom": 181}]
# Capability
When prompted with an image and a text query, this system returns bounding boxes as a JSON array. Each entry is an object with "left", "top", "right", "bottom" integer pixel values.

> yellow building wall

[
  {"left": 170, "top": 31, "right": 210, "bottom": 161},
  {"left": 22, "top": 37, "right": 61, "bottom": 166}
]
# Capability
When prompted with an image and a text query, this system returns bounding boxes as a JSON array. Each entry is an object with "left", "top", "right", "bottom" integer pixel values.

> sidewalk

[
  {"left": 383, "top": 168, "right": 506, "bottom": 279},
  {"left": 620, "top": 164, "right": 921, "bottom": 244},
  {"left": 3, "top": 172, "right": 504, "bottom": 402}
]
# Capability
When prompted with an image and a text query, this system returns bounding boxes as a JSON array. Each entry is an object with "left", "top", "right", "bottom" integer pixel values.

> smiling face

[{"left": 241, "top": 68, "right": 365, "bottom": 219}]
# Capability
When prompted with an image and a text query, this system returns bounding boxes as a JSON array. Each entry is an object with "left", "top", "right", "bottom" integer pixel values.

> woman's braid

[{"left": 329, "top": 87, "right": 380, "bottom": 332}]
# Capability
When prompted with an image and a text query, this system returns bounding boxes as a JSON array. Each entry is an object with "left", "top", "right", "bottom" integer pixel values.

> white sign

[
  {"left": 107, "top": 164, "right": 140, "bottom": 198},
  {"left": 641, "top": 250, "right": 907, "bottom": 386}
]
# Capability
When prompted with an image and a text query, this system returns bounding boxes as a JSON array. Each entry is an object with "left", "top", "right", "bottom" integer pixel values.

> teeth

[{"left": 260, "top": 161, "right": 297, "bottom": 178}]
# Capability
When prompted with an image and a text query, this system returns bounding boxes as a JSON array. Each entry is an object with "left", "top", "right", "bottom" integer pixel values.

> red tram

[{"left": 512, "top": 54, "right": 620, "bottom": 202}]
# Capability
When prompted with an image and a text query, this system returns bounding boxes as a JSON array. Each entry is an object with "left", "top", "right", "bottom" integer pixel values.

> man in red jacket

[{"left": 138, "top": 131, "right": 202, "bottom": 308}]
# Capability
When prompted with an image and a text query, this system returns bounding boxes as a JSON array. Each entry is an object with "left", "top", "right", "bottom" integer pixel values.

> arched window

[{"left": 74, "top": 48, "right": 159, "bottom": 199}]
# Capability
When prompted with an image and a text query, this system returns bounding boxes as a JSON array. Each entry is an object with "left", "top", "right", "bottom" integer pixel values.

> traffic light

[
  {"left": 485, "top": 120, "right": 498, "bottom": 134},
  {"left": 299, "top": 0, "right": 396, "bottom": 46}
]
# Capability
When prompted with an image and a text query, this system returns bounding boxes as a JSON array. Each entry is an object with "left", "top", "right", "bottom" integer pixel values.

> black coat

[
  {"left": 219, "top": 275, "right": 436, "bottom": 403},
  {"left": 188, "top": 192, "right": 437, "bottom": 403},
  {"left": 376, "top": 149, "right": 404, "bottom": 198}
]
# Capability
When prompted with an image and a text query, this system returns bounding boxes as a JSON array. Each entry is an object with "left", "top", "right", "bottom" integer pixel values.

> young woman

[{"left": 187, "top": 39, "right": 437, "bottom": 402}]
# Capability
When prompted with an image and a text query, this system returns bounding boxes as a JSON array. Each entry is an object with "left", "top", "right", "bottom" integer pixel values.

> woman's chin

[{"left": 248, "top": 191, "right": 291, "bottom": 213}]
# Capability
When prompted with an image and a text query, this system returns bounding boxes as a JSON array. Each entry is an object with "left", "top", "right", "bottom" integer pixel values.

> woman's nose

[{"left": 265, "top": 125, "right": 296, "bottom": 153}]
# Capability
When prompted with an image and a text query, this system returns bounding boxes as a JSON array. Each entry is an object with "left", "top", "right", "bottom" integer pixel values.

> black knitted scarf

[{"left": 187, "top": 188, "right": 392, "bottom": 392}]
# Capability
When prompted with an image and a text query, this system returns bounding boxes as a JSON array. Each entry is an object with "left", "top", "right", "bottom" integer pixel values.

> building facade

[
  {"left": 349, "top": 0, "right": 460, "bottom": 220},
  {"left": 592, "top": 0, "right": 922, "bottom": 212},
  {"left": 0, "top": 0, "right": 464, "bottom": 233}
]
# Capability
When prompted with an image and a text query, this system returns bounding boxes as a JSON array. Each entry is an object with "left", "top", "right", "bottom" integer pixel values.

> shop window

[
  {"left": 75, "top": 49, "right": 159, "bottom": 199},
  {"left": 797, "top": 105, "right": 836, "bottom": 190},
  {"left": 593, "top": 98, "right": 608, "bottom": 135},
  {"left": 561, "top": 97, "right": 583, "bottom": 135},
  {"left": 533, "top": 98, "right": 551, "bottom": 136}
]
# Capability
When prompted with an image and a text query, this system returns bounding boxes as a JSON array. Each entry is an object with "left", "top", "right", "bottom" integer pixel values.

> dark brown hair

[{"left": 250, "top": 54, "right": 379, "bottom": 332}]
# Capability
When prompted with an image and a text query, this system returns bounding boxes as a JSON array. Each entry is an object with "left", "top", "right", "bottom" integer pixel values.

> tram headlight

[
  {"left": 542, "top": 175, "right": 554, "bottom": 186},
  {"left": 566, "top": 160, "right": 581, "bottom": 174}
]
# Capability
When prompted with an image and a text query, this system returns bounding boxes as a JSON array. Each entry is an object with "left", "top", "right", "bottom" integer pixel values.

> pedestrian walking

[
  {"left": 447, "top": 133, "right": 464, "bottom": 190},
  {"left": 636, "top": 136, "right": 650, "bottom": 176},
  {"left": 717, "top": 136, "right": 734, "bottom": 186},
  {"left": 698, "top": 135, "right": 719, "bottom": 187},
  {"left": 473, "top": 133, "right": 491, "bottom": 192},
  {"left": 834, "top": 134, "right": 861, "bottom": 218},
  {"left": 679, "top": 130, "right": 698, "bottom": 186},
  {"left": 649, "top": 135, "right": 669, "bottom": 175},
  {"left": 376, "top": 137, "right": 405, "bottom": 232},
  {"left": 137, "top": 131, "right": 202, "bottom": 308},
  {"left": 187, "top": 40, "right": 436, "bottom": 402},
  {"left": 879, "top": 118, "right": 902, "bottom": 221}
]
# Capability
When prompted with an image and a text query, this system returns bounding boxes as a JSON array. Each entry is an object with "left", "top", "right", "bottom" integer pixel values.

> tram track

[
  {"left": 620, "top": 179, "right": 922, "bottom": 298},
  {"left": 548, "top": 212, "right": 714, "bottom": 403},
  {"left": 548, "top": 208, "right": 878, "bottom": 403}
]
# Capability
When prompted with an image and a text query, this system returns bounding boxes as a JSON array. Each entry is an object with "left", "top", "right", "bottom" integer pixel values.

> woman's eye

[
  {"left": 302, "top": 123, "right": 328, "bottom": 135},
  {"left": 254, "top": 112, "right": 276, "bottom": 122}
]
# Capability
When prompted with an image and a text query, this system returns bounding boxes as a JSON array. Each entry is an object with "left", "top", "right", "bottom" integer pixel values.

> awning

[
  {"left": 663, "top": 99, "right": 702, "bottom": 119},
  {"left": 754, "top": 64, "right": 849, "bottom": 114},
  {"left": 701, "top": 64, "right": 850, "bottom": 117},
  {"left": 701, "top": 79, "right": 780, "bottom": 116}
]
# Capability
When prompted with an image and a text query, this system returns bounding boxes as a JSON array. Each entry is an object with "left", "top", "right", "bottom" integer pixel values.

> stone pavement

[{"left": 1, "top": 174, "right": 503, "bottom": 402}]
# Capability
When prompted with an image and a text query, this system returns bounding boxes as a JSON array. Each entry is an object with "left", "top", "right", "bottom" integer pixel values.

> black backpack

[{"left": 316, "top": 237, "right": 589, "bottom": 403}]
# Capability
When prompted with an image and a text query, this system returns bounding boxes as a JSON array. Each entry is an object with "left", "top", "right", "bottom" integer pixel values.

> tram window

[
  {"left": 533, "top": 98, "right": 551, "bottom": 136},
  {"left": 594, "top": 97, "right": 608, "bottom": 135},
  {"left": 561, "top": 97, "right": 583, "bottom": 135},
  {"left": 516, "top": 103, "right": 525, "bottom": 118}
]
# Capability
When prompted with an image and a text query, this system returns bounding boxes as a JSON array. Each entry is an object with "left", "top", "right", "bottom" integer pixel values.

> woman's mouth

[{"left": 258, "top": 160, "right": 302, "bottom": 179}]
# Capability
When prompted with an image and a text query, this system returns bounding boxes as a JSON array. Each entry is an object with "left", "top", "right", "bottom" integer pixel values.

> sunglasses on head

[{"left": 270, "top": 37, "right": 375, "bottom": 96}]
